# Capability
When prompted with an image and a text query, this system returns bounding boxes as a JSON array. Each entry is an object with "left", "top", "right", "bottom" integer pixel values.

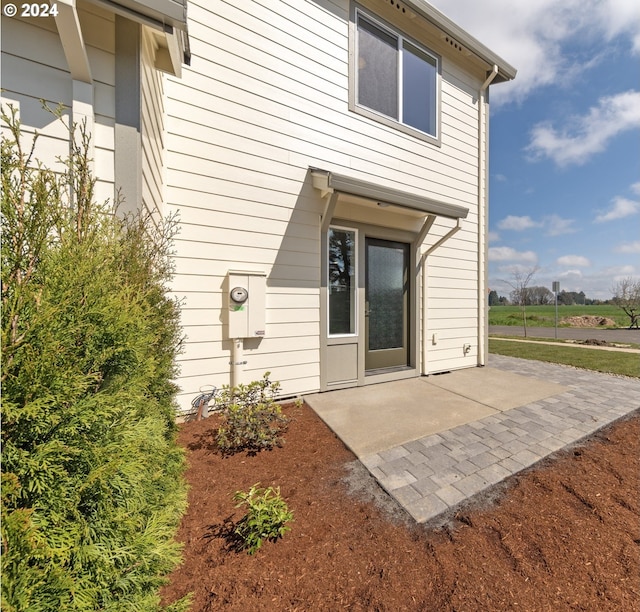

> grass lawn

[
  {"left": 489, "top": 339, "right": 640, "bottom": 378},
  {"left": 488, "top": 304, "right": 628, "bottom": 328}
]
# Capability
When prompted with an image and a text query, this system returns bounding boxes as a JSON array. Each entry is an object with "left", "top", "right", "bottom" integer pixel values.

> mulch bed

[{"left": 161, "top": 403, "right": 640, "bottom": 611}]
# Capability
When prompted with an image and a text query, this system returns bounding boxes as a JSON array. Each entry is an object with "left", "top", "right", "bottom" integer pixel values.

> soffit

[
  {"left": 403, "top": 0, "right": 516, "bottom": 82},
  {"left": 359, "top": 0, "right": 516, "bottom": 83}
]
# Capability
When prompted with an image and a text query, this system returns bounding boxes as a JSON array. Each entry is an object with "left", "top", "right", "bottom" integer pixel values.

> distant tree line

[
  {"left": 489, "top": 288, "right": 608, "bottom": 306},
  {"left": 492, "top": 267, "right": 639, "bottom": 329}
]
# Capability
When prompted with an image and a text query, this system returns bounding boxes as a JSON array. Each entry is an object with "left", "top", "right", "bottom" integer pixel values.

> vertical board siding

[{"left": 166, "top": 0, "right": 485, "bottom": 409}]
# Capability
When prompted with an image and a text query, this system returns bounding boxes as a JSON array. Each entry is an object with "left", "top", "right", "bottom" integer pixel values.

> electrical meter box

[{"left": 227, "top": 271, "right": 266, "bottom": 338}]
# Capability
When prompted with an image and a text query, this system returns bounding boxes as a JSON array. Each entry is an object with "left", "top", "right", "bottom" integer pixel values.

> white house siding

[
  {"left": 422, "top": 56, "right": 484, "bottom": 373},
  {"left": 0, "top": 3, "right": 116, "bottom": 206},
  {"left": 165, "top": 0, "right": 489, "bottom": 410}
]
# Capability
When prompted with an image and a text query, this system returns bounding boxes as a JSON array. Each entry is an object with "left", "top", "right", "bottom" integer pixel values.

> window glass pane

[
  {"left": 402, "top": 41, "right": 437, "bottom": 135},
  {"left": 328, "top": 229, "right": 356, "bottom": 335},
  {"left": 357, "top": 16, "right": 398, "bottom": 119},
  {"left": 367, "top": 243, "right": 405, "bottom": 350}
]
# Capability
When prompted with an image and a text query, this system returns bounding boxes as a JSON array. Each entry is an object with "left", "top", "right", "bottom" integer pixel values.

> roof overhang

[
  {"left": 88, "top": 0, "right": 191, "bottom": 69},
  {"left": 310, "top": 168, "right": 469, "bottom": 220},
  {"left": 403, "top": 0, "right": 516, "bottom": 83},
  {"left": 90, "top": 0, "right": 187, "bottom": 30}
]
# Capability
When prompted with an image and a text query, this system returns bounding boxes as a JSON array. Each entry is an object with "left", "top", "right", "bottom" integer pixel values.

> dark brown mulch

[{"left": 161, "top": 403, "right": 640, "bottom": 611}]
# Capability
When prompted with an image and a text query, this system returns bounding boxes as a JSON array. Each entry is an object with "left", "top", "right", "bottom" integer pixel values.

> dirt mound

[
  {"left": 561, "top": 315, "right": 616, "bottom": 327},
  {"left": 579, "top": 338, "right": 610, "bottom": 346}
]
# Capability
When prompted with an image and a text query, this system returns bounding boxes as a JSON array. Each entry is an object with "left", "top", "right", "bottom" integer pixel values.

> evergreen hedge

[{"left": 1, "top": 107, "right": 189, "bottom": 611}]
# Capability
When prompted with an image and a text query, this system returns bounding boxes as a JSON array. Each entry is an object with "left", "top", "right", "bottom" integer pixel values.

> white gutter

[
  {"left": 477, "top": 65, "right": 498, "bottom": 367},
  {"left": 421, "top": 219, "right": 462, "bottom": 374}
]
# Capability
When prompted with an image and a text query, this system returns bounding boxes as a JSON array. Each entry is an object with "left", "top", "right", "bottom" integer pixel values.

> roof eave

[
  {"left": 87, "top": 0, "right": 191, "bottom": 67},
  {"left": 403, "top": 0, "right": 517, "bottom": 82}
]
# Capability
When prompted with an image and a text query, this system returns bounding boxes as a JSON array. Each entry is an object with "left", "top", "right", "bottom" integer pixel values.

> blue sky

[{"left": 433, "top": 0, "right": 640, "bottom": 300}]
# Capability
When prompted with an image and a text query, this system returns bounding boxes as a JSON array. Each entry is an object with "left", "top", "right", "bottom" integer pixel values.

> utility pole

[{"left": 552, "top": 281, "right": 560, "bottom": 339}]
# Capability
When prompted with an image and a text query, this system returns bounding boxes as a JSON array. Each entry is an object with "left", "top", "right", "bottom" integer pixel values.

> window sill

[
  {"left": 349, "top": 102, "right": 441, "bottom": 147},
  {"left": 328, "top": 335, "right": 358, "bottom": 345}
]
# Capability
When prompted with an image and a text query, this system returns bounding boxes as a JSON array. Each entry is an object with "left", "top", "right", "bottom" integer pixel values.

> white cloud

[
  {"left": 631, "top": 182, "right": 640, "bottom": 195},
  {"left": 597, "top": 0, "right": 640, "bottom": 55},
  {"left": 544, "top": 215, "right": 577, "bottom": 236},
  {"left": 489, "top": 246, "right": 538, "bottom": 263},
  {"left": 612, "top": 265, "right": 637, "bottom": 276},
  {"left": 497, "top": 215, "right": 541, "bottom": 231},
  {"left": 489, "top": 262, "right": 640, "bottom": 300},
  {"left": 491, "top": 263, "right": 640, "bottom": 301},
  {"left": 574, "top": 265, "right": 638, "bottom": 297},
  {"left": 495, "top": 264, "right": 540, "bottom": 278},
  {"left": 594, "top": 196, "right": 640, "bottom": 222},
  {"left": 559, "top": 269, "right": 584, "bottom": 280},
  {"left": 431, "top": 0, "right": 640, "bottom": 106},
  {"left": 488, "top": 230, "right": 501, "bottom": 243},
  {"left": 557, "top": 255, "right": 591, "bottom": 267},
  {"left": 496, "top": 214, "right": 576, "bottom": 235},
  {"left": 526, "top": 91, "right": 640, "bottom": 167},
  {"left": 615, "top": 241, "right": 640, "bottom": 254}
]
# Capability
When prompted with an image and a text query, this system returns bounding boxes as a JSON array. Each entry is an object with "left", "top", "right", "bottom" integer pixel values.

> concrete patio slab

[
  {"left": 306, "top": 378, "right": 497, "bottom": 456},
  {"left": 306, "top": 357, "right": 640, "bottom": 524},
  {"left": 305, "top": 367, "right": 567, "bottom": 456},
  {"left": 423, "top": 367, "right": 567, "bottom": 411}
]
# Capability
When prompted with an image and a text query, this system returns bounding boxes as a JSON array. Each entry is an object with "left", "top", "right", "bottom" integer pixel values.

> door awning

[{"left": 310, "top": 168, "right": 468, "bottom": 220}]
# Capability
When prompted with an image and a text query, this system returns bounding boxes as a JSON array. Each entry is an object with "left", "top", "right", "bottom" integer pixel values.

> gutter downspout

[
  {"left": 421, "top": 219, "right": 462, "bottom": 375},
  {"left": 478, "top": 65, "right": 498, "bottom": 367}
]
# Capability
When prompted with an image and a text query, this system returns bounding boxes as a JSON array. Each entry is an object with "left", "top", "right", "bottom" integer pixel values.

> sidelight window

[{"left": 328, "top": 227, "right": 357, "bottom": 336}]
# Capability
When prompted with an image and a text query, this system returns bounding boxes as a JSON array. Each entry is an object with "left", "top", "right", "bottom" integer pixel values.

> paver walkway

[{"left": 360, "top": 355, "right": 640, "bottom": 524}]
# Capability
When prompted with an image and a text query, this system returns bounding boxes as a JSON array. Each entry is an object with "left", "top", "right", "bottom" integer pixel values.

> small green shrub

[
  {"left": 215, "top": 373, "right": 290, "bottom": 455},
  {"left": 232, "top": 484, "right": 293, "bottom": 554}
]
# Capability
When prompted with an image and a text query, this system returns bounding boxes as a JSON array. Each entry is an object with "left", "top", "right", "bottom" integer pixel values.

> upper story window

[{"left": 352, "top": 7, "right": 440, "bottom": 143}]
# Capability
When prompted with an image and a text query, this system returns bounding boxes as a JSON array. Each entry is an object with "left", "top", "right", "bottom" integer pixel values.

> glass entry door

[{"left": 365, "top": 238, "right": 409, "bottom": 371}]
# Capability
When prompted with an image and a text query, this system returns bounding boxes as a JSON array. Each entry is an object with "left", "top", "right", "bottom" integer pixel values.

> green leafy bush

[
  {"left": 215, "top": 373, "right": 291, "bottom": 455},
  {"left": 1, "top": 106, "right": 188, "bottom": 610},
  {"left": 232, "top": 484, "right": 293, "bottom": 554}
]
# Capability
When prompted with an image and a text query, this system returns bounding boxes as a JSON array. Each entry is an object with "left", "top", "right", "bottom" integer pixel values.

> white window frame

[
  {"left": 350, "top": 5, "right": 441, "bottom": 146},
  {"left": 327, "top": 225, "right": 358, "bottom": 338}
]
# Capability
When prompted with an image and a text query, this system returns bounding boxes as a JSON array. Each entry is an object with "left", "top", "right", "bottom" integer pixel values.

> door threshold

[
  {"left": 365, "top": 365, "right": 413, "bottom": 377},
  {"left": 362, "top": 366, "right": 417, "bottom": 386}
]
